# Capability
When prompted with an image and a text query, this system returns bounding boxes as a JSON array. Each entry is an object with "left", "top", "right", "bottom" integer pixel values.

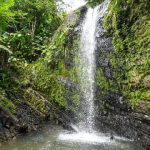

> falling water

[
  {"left": 78, "top": 0, "right": 110, "bottom": 132},
  {"left": 77, "top": 5, "right": 99, "bottom": 131},
  {"left": 58, "top": 0, "right": 125, "bottom": 145}
]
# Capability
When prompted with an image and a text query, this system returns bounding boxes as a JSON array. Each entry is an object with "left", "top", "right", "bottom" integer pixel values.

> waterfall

[
  {"left": 59, "top": 0, "right": 111, "bottom": 144},
  {"left": 78, "top": 0, "right": 110, "bottom": 132},
  {"left": 77, "top": 5, "right": 99, "bottom": 131}
]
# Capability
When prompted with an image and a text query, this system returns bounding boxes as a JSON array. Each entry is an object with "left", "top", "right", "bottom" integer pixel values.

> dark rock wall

[{"left": 94, "top": 5, "right": 150, "bottom": 149}]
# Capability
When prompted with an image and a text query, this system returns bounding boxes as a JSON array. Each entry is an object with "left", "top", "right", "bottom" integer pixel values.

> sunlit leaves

[{"left": 0, "top": 0, "right": 15, "bottom": 32}]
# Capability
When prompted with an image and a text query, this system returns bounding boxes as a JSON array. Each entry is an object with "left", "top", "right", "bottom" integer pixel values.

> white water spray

[
  {"left": 77, "top": 5, "right": 99, "bottom": 131},
  {"left": 77, "top": 0, "right": 110, "bottom": 132},
  {"left": 59, "top": 0, "right": 115, "bottom": 144}
]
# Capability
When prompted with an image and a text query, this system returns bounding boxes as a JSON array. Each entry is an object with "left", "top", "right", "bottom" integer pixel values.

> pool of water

[{"left": 0, "top": 125, "right": 145, "bottom": 150}]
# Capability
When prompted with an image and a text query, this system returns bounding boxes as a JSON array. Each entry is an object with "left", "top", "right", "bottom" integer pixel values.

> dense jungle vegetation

[
  {"left": 90, "top": 0, "right": 150, "bottom": 111},
  {"left": 0, "top": 0, "right": 150, "bottom": 121},
  {"left": 104, "top": 0, "right": 150, "bottom": 110},
  {"left": 0, "top": 1, "right": 149, "bottom": 149},
  {"left": 0, "top": 0, "right": 67, "bottom": 114}
]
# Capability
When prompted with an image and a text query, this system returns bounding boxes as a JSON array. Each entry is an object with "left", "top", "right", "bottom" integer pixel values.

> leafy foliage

[
  {"left": 0, "top": 0, "right": 15, "bottom": 32},
  {"left": 0, "top": 0, "right": 62, "bottom": 62},
  {"left": 0, "top": 89, "right": 16, "bottom": 114},
  {"left": 0, "top": 0, "right": 82, "bottom": 114},
  {"left": 88, "top": 0, "right": 104, "bottom": 7},
  {"left": 104, "top": 0, "right": 150, "bottom": 109},
  {"left": 0, "top": 0, "right": 69, "bottom": 114}
]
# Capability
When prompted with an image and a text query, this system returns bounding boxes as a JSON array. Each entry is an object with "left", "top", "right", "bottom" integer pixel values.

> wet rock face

[
  {"left": 95, "top": 15, "right": 131, "bottom": 112},
  {"left": 94, "top": 11, "right": 150, "bottom": 150},
  {"left": 0, "top": 103, "right": 42, "bottom": 142},
  {"left": 17, "top": 103, "right": 42, "bottom": 133},
  {"left": 0, "top": 95, "right": 77, "bottom": 142},
  {"left": 95, "top": 111, "right": 150, "bottom": 149},
  {"left": 0, "top": 107, "right": 17, "bottom": 141}
]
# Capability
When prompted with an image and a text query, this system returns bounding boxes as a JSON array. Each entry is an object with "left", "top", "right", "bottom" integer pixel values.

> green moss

[
  {"left": 0, "top": 91, "right": 16, "bottom": 114},
  {"left": 0, "top": 4, "right": 83, "bottom": 120},
  {"left": 24, "top": 88, "right": 47, "bottom": 114},
  {"left": 96, "top": 68, "right": 109, "bottom": 91},
  {"left": 72, "top": 90, "right": 80, "bottom": 107},
  {"left": 104, "top": 0, "right": 150, "bottom": 109},
  {"left": 21, "top": 11, "right": 82, "bottom": 109},
  {"left": 96, "top": 68, "right": 119, "bottom": 97}
]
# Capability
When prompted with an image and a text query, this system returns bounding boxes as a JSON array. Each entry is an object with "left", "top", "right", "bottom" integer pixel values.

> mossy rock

[{"left": 104, "top": 0, "right": 150, "bottom": 109}]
